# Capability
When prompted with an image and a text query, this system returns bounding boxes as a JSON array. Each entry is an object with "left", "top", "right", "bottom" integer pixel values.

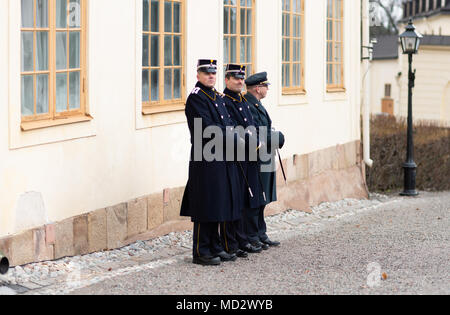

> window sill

[
  {"left": 142, "top": 104, "right": 185, "bottom": 115},
  {"left": 282, "top": 89, "right": 306, "bottom": 96},
  {"left": 21, "top": 115, "right": 93, "bottom": 132},
  {"left": 326, "top": 87, "right": 346, "bottom": 93}
]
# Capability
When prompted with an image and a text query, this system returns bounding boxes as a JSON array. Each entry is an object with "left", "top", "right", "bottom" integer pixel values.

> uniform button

[
  {"left": 239, "top": 108, "right": 242, "bottom": 111},
  {"left": 244, "top": 118, "right": 247, "bottom": 122},
  {"left": 215, "top": 104, "right": 218, "bottom": 107},
  {"left": 221, "top": 115, "right": 224, "bottom": 119}
]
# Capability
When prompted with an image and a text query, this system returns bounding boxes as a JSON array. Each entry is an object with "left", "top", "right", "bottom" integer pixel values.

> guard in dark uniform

[
  {"left": 244, "top": 72, "right": 285, "bottom": 247},
  {"left": 180, "top": 60, "right": 243, "bottom": 265},
  {"left": 220, "top": 64, "right": 266, "bottom": 256}
]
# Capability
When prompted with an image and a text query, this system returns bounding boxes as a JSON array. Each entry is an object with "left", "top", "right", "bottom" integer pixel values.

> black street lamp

[{"left": 399, "top": 20, "right": 422, "bottom": 196}]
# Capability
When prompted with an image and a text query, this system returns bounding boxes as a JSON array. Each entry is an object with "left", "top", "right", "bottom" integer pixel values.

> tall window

[
  {"left": 21, "top": 0, "right": 87, "bottom": 126},
  {"left": 282, "top": 0, "right": 305, "bottom": 93},
  {"left": 422, "top": 0, "right": 427, "bottom": 12},
  {"left": 142, "top": 0, "right": 185, "bottom": 114},
  {"left": 223, "top": 0, "right": 255, "bottom": 77},
  {"left": 326, "top": 0, "right": 344, "bottom": 90}
]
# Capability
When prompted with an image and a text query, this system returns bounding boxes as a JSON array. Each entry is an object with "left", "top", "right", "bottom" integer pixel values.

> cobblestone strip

[{"left": 0, "top": 194, "right": 398, "bottom": 295}]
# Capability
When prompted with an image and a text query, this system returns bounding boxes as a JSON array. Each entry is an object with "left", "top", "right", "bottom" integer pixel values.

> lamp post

[{"left": 399, "top": 20, "right": 422, "bottom": 196}]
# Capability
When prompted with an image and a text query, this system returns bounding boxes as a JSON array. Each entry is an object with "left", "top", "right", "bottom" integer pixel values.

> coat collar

[
  {"left": 196, "top": 81, "right": 219, "bottom": 99},
  {"left": 244, "top": 92, "right": 262, "bottom": 108},
  {"left": 223, "top": 88, "right": 245, "bottom": 103}
]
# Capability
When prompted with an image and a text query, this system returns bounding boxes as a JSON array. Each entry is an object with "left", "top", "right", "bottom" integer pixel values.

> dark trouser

[
  {"left": 220, "top": 218, "right": 248, "bottom": 253},
  {"left": 192, "top": 222, "right": 223, "bottom": 258},
  {"left": 244, "top": 205, "right": 269, "bottom": 243}
]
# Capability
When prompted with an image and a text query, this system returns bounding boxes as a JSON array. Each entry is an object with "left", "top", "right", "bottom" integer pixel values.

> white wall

[
  {"left": 0, "top": 0, "right": 363, "bottom": 237},
  {"left": 369, "top": 59, "right": 401, "bottom": 114},
  {"left": 398, "top": 45, "right": 450, "bottom": 123}
]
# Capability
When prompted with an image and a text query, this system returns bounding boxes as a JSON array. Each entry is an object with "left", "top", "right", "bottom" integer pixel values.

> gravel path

[{"left": 1, "top": 191, "right": 448, "bottom": 295}]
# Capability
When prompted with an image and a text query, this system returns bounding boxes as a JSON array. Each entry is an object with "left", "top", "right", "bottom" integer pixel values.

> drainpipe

[
  {"left": 361, "top": 0, "right": 373, "bottom": 168},
  {"left": 0, "top": 252, "right": 9, "bottom": 275}
]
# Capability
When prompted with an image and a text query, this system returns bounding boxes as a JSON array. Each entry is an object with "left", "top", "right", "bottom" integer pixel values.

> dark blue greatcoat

[
  {"left": 245, "top": 92, "right": 285, "bottom": 205},
  {"left": 223, "top": 88, "right": 266, "bottom": 209},
  {"left": 180, "top": 82, "right": 243, "bottom": 223}
]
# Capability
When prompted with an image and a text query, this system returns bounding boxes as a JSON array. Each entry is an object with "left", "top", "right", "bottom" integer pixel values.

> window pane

[
  {"left": 151, "top": 69, "right": 159, "bottom": 101},
  {"left": 174, "top": 68, "right": 181, "bottom": 99},
  {"left": 335, "top": 0, "right": 341, "bottom": 19},
  {"left": 327, "top": 0, "right": 333, "bottom": 17},
  {"left": 327, "top": 42, "right": 332, "bottom": 62},
  {"left": 143, "top": 34, "right": 149, "bottom": 67},
  {"left": 69, "top": 71, "right": 80, "bottom": 109},
  {"left": 21, "top": 0, "right": 34, "bottom": 28},
  {"left": 224, "top": 38, "right": 229, "bottom": 63},
  {"left": 56, "top": 72, "right": 68, "bottom": 112},
  {"left": 246, "top": 37, "right": 252, "bottom": 63},
  {"left": 174, "top": 35, "right": 181, "bottom": 66},
  {"left": 151, "top": 35, "right": 159, "bottom": 66},
  {"left": 224, "top": 7, "right": 229, "bottom": 33},
  {"left": 68, "top": 0, "right": 81, "bottom": 28},
  {"left": 247, "top": 9, "right": 252, "bottom": 34},
  {"left": 36, "top": 74, "right": 49, "bottom": 114},
  {"left": 246, "top": 64, "right": 252, "bottom": 77},
  {"left": 296, "top": 0, "right": 302, "bottom": 13},
  {"left": 334, "top": 43, "right": 341, "bottom": 62},
  {"left": 164, "top": 35, "right": 172, "bottom": 66},
  {"left": 164, "top": 69, "right": 172, "bottom": 100},
  {"left": 240, "top": 37, "right": 245, "bottom": 63},
  {"left": 21, "top": 75, "right": 34, "bottom": 116},
  {"left": 230, "top": 37, "right": 236, "bottom": 63},
  {"left": 327, "top": 21, "right": 332, "bottom": 40},
  {"left": 36, "top": 0, "right": 48, "bottom": 28},
  {"left": 174, "top": 2, "right": 180, "bottom": 33},
  {"left": 21, "top": 32, "right": 34, "bottom": 72},
  {"left": 240, "top": 8, "right": 245, "bottom": 34},
  {"left": 36, "top": 32, "right": 48, "bottom": 71},
  {"left": 327, "top": 64, "right": 333, "bottom": 84},
  {"left": 142, "top": 69, "right": 149, "bottom": 102},
  {"left": 56, "top": 0, "right": 67, "bottom": 28},
  {"left": 334, "top": 64, "right": 341, "bottom": 85},
  {"left": 335, "top": 21, "right": 341, "bottom": 41},
  {"left": 285, "top": 39, "right": 290, "bottom": 62},
  {"left": 69, "top": 31, "right": 80, "bottom": 69},
  {"left": 283, "top": 64, "right": 290, "bottom": 87},
  {"left": 151, "top": 0, "right": 159, "bottom": 32},
  {"left": 293, "top": 63, "right": 298, "bottom": 86},
  {"left": 230, "top": 8, "right": 236, "bottom": 34},
  {"left": 143, "top": 0, "right": 149, "bottom": 31},
  {"left": 56, "top": 32, "right": 67, "bottom": 70},
  {"left": 164, "top": 1, "right": 172, "bottom": 32}
]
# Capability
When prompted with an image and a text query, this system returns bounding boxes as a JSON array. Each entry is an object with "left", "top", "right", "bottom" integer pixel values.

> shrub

[{"left": 366, "top": 115, "right": 450, "bottom": 192}]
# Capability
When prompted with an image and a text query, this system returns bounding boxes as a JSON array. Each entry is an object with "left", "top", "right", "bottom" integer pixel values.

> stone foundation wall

[{"left": 0, "top": 140, "right": 367, "bottom": 267}]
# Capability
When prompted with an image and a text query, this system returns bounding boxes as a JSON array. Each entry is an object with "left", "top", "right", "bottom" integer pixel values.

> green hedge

[{"left": 366, "top": 115, "right": 450, "bottom": 192}]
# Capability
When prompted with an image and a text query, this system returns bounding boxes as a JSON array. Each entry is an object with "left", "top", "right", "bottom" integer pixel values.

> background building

[
  {"left": 370, "top": 0, "right": 450, "bottom": 124},
  {"left": 0, "top": 0, "right": 368, "bottom": 266}
]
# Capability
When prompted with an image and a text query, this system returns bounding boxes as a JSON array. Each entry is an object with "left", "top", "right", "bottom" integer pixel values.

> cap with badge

[
  {"left": 197, "top": 59, "right": 218, "bottom": 73},
  {"left": 245, "top": 72, "right": 271, "bottom": 87},
  {"left": 225, "top": 64, "right": 246, "bottom": 79}
]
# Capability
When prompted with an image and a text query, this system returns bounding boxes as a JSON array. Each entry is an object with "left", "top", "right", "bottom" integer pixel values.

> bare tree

[{"left": 370, "top": 0, "right": 403, "bottom": 36}]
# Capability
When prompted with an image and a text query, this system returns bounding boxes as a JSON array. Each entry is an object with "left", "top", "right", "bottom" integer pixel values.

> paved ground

[{"left": 1, "top": 191, "right": 449, "bottom": 295}]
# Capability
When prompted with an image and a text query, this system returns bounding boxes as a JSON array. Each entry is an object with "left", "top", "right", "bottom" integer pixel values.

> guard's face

[
  {"left": 258, "top": 84, "right": 269, "bottom": 99},
  {"left": 225, "top": 76, "right": 245, "bottom": 93},
  {"left": 197, "top": 71, "right": 217, "bottom": 88}
]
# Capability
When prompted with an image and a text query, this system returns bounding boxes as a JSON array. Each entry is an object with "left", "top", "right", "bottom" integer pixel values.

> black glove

[{"left": 278, "top": 131, "right": 285, "bottom": 149}]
